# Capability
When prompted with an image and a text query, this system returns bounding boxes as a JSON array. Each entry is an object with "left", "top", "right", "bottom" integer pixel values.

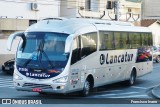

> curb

[{"left": 151, "top": 85, "right": 160, "bottom": 99}]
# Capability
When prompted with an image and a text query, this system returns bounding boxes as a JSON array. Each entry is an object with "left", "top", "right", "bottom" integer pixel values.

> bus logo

[
  {"left": 100, "top": 54, "right": 105, "bottom": 65},
  {"left": 100, "top": 52, "right": 134, "bottom": 65}
]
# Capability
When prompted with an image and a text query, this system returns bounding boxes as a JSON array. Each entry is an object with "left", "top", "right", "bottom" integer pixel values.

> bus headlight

[
  {"left": 14, "top": 74, "right": 23, "bottom": 80},
  {"left": 53, "top": 76, "right": 68, "bottom": 83}
]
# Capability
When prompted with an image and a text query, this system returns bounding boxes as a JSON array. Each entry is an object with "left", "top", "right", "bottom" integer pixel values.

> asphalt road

[{"left": 0, "top": 63, "right": 160, "bottom": 105}]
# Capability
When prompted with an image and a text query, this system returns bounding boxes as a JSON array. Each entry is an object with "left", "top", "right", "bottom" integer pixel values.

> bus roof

[{"left": 26, "top": 18, "right": 151, "bottom": 34}]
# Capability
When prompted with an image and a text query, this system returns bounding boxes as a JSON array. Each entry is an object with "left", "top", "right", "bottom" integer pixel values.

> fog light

[
  {"left": 56, "top": 86, "right": 65, "bottom": 90},
  {"left": 53, "top": 76, "right": 68, "bottom": 83},
  {"left": 17, "top": 83, "right": 20, "bottom": 86},
  {"left": 60, "top": 86, "right": 65, "bottom": 89}
]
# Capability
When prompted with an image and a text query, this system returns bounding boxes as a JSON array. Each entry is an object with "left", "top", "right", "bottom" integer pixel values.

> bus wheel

[
  {"left": 127, "top": 69, "right": 136, "bottom": 86},
  {"left": 81, "top": 79, "right": 91, "bottom": 96},
  {"left": 156, "top": 56, "right": 160, "bottom": 63}
]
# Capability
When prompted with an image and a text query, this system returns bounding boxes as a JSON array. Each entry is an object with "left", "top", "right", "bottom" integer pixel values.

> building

[
  {"left": 0, "top": 0, "right": 60, "bottom": 37},
  {"left": 0, "top": 0, "right": 60, "bottom": 66},
  {"left": 141, "top": 0, "right": 160, "bottom": 46},
  {"left": 141, "top": 0, "right": 160, "bottom": 20},
  {"left": 60, "top": 0, "right": 141, "bottom": 25},
  {"left": 0, "top": 0, "right": 142, "bottom": 37},
  {"left": 141, "top": 19, "right": 160, "bottom": 46}
]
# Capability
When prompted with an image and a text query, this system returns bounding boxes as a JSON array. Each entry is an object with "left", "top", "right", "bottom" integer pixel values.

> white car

[{"left": 153, "top": 46, "right": 160, "bottom": 63}]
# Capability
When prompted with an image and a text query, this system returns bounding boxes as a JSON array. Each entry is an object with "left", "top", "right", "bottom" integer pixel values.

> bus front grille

[{"left": 22, "top": 83, "right": 53, "bottom": 89}]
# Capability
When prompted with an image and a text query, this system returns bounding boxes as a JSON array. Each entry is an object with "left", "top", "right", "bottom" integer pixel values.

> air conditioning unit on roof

[{"left": 31, "top": 3, "right": 39, "bottom": 11}]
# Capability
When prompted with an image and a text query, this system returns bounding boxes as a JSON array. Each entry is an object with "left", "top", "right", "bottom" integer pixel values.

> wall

[
  {"left": 0, "top": 0, "right": 59, "bottom": 20},
  {"left": 0, "top": 38, "right": 20, "bottom": 68},
  {"left": 60, "top": 0, "right": 77, "bottom": 18},
  {"left": 0, "top": 19, "right": 29, "bottom": 31},
  {"left": 142, "top": 0, "right": 160, "bottom": 19},
  {"left": 76, "top": 0, "right": 141, "bottom": 24},
  {"left": 149, "top": 22, "right": 160, "bottom": 45},
  {"left": 0, "top": 0, "right": 60, "bottom": 69}
]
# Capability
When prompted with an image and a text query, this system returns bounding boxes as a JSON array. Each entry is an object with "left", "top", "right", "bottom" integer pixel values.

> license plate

[
  {"left": 5, "top": 67, "right": 10, "bottom": 70},
  {"left": 32, "top": 88, "right": 42, "bottom": 92}
]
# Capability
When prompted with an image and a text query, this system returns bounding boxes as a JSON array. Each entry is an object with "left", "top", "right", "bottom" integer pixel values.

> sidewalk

[{"left": 152, "top": 85, "right": 160, "bottom": 99}]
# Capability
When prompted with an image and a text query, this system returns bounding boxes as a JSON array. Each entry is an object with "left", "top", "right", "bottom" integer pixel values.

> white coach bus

[{"left": 7, "top": 18, "right": 153, "bottom": 96}]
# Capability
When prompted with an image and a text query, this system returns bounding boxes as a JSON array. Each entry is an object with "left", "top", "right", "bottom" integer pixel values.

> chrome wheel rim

[{"left": 84, "top": 80, "right": 90, "bottom": 95}]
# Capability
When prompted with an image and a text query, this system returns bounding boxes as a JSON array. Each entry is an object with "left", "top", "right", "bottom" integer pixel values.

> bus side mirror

[{"left": 7, "top": 32, "right": 25, "bottom": 51}]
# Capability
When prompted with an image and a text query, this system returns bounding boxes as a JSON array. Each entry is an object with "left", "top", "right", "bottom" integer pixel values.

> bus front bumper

[{"left": 14, "top": 81, "right": 68, "bottom": 94}]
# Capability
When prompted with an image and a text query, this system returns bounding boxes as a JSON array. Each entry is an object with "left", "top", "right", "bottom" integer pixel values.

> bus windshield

[{"left": 16, "top": 32, "right": 69, "bottom": 69}]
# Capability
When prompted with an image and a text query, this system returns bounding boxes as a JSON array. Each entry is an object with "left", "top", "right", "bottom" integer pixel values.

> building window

[
  {"left": 107, "top": 1, "right": 113, "bottom": 9},
  {"left": 29, "top": 20, "right": 37, "bottom": 26},
  {"left": 85, "top": 0, "right": 91, "bottom": 10},
  {"left": 128, "top": 8, "right": 132, "bottom": 12}
]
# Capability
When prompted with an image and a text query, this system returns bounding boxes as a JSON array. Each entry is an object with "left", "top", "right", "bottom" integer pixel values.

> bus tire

[
  {"left": 127, "top": 69, "right": 136, "bottom": 86},
  {"left": 81, "top": 79, "right": 91, "bottom": 97},
  {"left": 156, "top": 55, "right": 160, "bottom": 63}
]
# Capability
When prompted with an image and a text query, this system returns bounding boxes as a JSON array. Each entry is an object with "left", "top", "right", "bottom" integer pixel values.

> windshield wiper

[
  {"left": 23, "top": 41, "right": 42, "bottom": 67},
  {"left": 39, "top": 40, "right": 55, "bottom": 69},
  {"left": 23, "top": 40, "right": 55, "bottom": 69}
]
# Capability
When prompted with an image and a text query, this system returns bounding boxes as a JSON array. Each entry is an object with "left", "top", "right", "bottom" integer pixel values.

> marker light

[
  {"left": 14, "top": 73, "right": 23, "bottom": 80},
  {"left": 53, "top": 76, "right": 68, "bottom": 83}
]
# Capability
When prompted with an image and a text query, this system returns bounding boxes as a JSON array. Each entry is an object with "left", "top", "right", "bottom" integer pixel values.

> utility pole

[{"left": 115, "top": 0, "right": 120, "bottom": 21}]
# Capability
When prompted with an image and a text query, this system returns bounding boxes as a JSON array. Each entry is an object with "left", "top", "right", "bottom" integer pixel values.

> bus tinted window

[
  {"left": 129, "top": 33, "right": 141, "bottom": 49},
  {"left": 141, "top": 33, "right": 148, "bottom": 46},
  {"left": 145, "top": 33, "right": 149, "bottom": 46},
  {"left": 121, "top": 32, "right": 130, "bottom": 49},
  {"left": 81, "top": 32, "right": 97, "bottom": 58},
  {"left": 114, "top": 32, "right": 122, "bottom": 49},
  {"left": 99, "top": 31, "right": 114, "bottom": 50},
  {"left": 71, "top": 37, "right": 81, "bottom": 65},
  {"left": 148, "top": 33, "right": 153, "bottom": 46}
]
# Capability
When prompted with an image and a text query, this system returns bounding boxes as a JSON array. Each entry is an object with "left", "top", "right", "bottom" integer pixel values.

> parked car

[
  {"left": 2, "top": 59, "right": 15, "bottom": 75},
  {"left": 153, "top": 46, "right": 160, "bottom": 63}
]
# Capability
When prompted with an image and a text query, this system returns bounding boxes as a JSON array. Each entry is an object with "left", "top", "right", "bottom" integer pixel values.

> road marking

[
  {"left": 0, "top": 78, "right": 12, "bottom": 80},
  {"left": 95, "top": 92, "right": 139, "bottom": 97},
  {"left": 0, "top": 85, "right": 14, "bottom": 88},
  {"left": 0, "top": 77, "right": 14, "bottom": 88},
  {"left": 108, "top": 94, "right": 149, "bottom": 98},
  {"left": 148, "top": 84, "right": 160, "bottom": 89},
  {"left": 94, "top": 90, "right": 122, "bottom": 93},
  {"left": 0, "top": 83, "right": 13, "bottom": 85},
  {"left": 131, "top": 86, "right": 148, "bottom": 90},
  {"left": 0, "top": 81, "right": 13, "bottom": 83},
  {"left": 8, "top": 87, "right": 15, "bottom": 88}
]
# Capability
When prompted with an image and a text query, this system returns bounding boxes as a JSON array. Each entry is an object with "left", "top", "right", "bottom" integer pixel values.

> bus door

[{"left": 70, "top": 37, "right": 82, "bottom": 90}]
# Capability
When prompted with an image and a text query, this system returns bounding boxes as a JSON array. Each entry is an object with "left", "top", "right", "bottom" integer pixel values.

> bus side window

[
  {"left": 114, "top": 32, "right": 121, "bottom": 49},
  {"left": 81, "top": 32, "right": 97, "bottom": 58},
  {"left": 99, "top": 31, "right": 114, "bottom": 50},
  {"left": 148, "top": 33, "right": 153, "bottom": 46},
  {"left": 71, "top": 37, "right": 81, "bottom": 65},
  {"left": 141, "top": 33, "right": 148, "bottom": 47},
  {"left": 122, "top": 32, "right": 130, "bottom": 49},
  {"left": 145, "top": 33, "right": 149, "bottom": 46}
]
